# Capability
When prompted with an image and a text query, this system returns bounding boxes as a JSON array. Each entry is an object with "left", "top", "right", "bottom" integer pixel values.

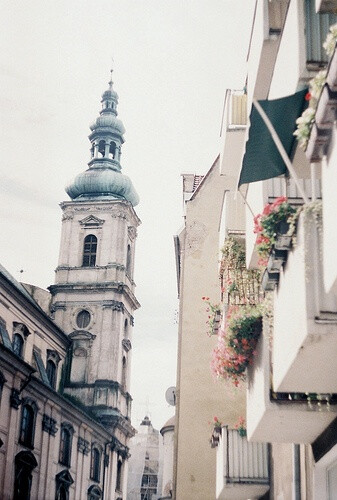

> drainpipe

[{"left": 293, "top": 444, "right": 301, "bottom": 500}]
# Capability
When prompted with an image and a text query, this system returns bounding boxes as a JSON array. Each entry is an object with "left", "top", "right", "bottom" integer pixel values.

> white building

[{"left": 127, "top": 416, "right": 162, "bottom": 500}]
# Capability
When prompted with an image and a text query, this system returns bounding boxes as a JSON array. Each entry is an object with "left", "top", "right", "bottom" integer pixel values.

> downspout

[{"left": 293, "top": 444, "right": 301, "bottom": 500}]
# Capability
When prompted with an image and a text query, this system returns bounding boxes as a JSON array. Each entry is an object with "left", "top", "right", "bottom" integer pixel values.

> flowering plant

[
  {"left": 211, "top": 305, "right": 262, "bottom": 386},
  {"left": 293, "top": 70, "right": 326, "bottom": 149},
  {"left": 323, "top": 22, "right": 337, "bottom": 57},
  {"left": 234, "top": 416, "right": 247, "bottom": 437},
  {"left": 213, "top": 416, "right": 222, "bottom": 429},
  {"left": 202, "top": 297, "right": 221, "bottom": 336},
  {"left": 254, "top": 197, "right": 295, "bottom": 264},
  {"left": 293, "top": 107, "right": 316, "bottom": 149}
]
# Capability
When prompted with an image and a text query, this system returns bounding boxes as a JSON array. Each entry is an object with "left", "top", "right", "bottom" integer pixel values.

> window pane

[
  {"left": 76, "top": 310, "right": 91, "bottom": 329},
  {"left": 82, "top": 235, "right": 97, "bottom": 267},
  {"left": 13, "top": 334, "right": 24, "bottom": 357},
  {"left": 46, "top": 360, "right": 57, "bottom": 389}
]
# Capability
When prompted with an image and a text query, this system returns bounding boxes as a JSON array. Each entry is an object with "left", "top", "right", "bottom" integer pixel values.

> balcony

[
  {"left": 219, "top": 90, "right": 247, "bottom": 183},
  {"left": 305, "top": 0, "right": 337, "bottom": 69},
  {"left": 247, "top": 327, "right": 337, "bottom": 444},
  {"left": 272, "top": 209, "right": 337, "bottom": 393},
  {"left": 216, "top": 427, "right": 269, "bottom": 500}
]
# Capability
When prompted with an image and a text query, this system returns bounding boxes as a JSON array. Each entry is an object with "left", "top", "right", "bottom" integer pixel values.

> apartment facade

[{"left": 213, "top": 0, "right": 337, "bottom": 498}]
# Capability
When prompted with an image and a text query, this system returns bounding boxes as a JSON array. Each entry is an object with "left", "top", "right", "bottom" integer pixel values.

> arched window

[
  {"left": 109, "top": 142, "right": 116, "bottom": 159},
  {"left": 19, "top": 401, "right": 37, "bottom": 448},
  {"left": 59, "top": 424, "right": 74, "bottom": 467},
  {"left": 126, "top": 244, "right": 131, "bottom": 275},
  {"left": 90, "top": 447, "right": 101, "bottom": 482},
  {"left": 13, "top": 451, "right": 38, "bottom": 500},
  {"left": 116, "top": 458, "right": 123, "bottom": 492},
  {"left": 46, "top": 359, "right": 57, "bottom": 389},
  {"left": 12, "top": 333, "right": 24, "bottom": 357},
  {"left": 88, "top": 485, "right": 102, "bottom": 500},
  {"left": 98, "top": 140, "right": 105, "bottom": 158},
  {"left": 122, "top": 356, "right": 127, "bottom": 389},
  {"left": 76, "top": 310, "right": 91, "bottom": 329},
  {"left": 55, "top": 470, "right": 74, "bottom": 500},
  {"left": 82, "top": 235, "right": 97, "bottom": 267}
]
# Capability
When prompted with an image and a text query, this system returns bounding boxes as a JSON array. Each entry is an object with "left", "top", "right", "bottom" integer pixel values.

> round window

[{"left": 76, "top": 310, "right": 91, "bottom": 329}]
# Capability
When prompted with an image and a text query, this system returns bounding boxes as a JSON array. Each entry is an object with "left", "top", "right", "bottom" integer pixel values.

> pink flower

[{"left": 262, "top": 204, "right": 272, "bottom": 216}]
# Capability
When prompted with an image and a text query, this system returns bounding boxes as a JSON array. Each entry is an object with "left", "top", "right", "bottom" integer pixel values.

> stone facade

[{"left": 0, "top": 77, "right": 140, "bottom": 500}]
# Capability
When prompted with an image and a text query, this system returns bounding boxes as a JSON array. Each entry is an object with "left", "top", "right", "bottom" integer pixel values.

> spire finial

[{"left": 109, "top": 58, "right": 114, "bottom": 89}]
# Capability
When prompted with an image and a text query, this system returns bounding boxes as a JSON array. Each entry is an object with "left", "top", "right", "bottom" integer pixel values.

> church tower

[{"left": 49, "top": 73, "right": 140, "bottom": 442}]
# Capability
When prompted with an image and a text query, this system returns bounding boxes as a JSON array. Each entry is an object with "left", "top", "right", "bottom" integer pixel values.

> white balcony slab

[
  {"left": 272, "top": 211, "right": 337, "bottom": 393},
  {"left": 216, "top": 428, "right": 269, "bottom": 500},
  {"left": 247, "top": 330, "right": 337, "bottom": 444}
]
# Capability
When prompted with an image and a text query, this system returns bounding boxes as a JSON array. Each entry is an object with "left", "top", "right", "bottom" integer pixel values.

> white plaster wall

[
  {"left": 269, "top": 0, "right": 307, "bottom": 99},
  {"left": 323, "top": 127, "right": 337, "bottom": 294}
]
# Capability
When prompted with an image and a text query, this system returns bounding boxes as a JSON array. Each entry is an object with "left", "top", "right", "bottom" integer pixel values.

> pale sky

[{"left": 0, "top": 0, "right": 254, "bottom": 429}]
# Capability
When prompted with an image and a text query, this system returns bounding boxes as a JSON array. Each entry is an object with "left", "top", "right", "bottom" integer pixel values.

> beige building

[
  {"left": 0, "top": 76, "right": 140, "bottom": 500},
  {"left": 173, "top": 162, "right": 246, "bottom": 500}
]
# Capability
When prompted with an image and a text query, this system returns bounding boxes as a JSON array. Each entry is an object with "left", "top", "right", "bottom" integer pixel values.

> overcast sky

[{"left": 0, "top": 0, "right": 254, "bottom": 429}]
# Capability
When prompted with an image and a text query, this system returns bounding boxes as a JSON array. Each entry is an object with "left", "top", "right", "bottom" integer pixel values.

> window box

[
  {"left": 315, "top": 84, "right": 337, "bottom": 128},
  {"left": 267, "top": 248, "right": 288, "bottom": 273},
  {"left": 274, "top": 221, "right": 292, "bottom": 250},
  {"left": 305, "top": 123, "right": 331, "bottom": 162},
  {"left": 261, "top": 269, "right": 279, "bottom": 291}
]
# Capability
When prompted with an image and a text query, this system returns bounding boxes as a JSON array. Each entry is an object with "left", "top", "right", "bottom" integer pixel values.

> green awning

[{"left": 238, "top": 89, "right": 307, "bottom": 186}]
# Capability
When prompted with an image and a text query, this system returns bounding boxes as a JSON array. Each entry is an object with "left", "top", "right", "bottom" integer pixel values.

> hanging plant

[
  {"left": 254, "top": 197, "right": 296, "bottom": 265},
  {"left": 211, "top": 304, "right": 263, "bottom": 386},
  {"left": 323, "top": 22, "right": 337, "bottom": 57},
  {"left": 202, "top": 297, "right": 221, "bottom": 336},
  {"left": 234, "top": 416, "right": 247, "bottom": 437}
]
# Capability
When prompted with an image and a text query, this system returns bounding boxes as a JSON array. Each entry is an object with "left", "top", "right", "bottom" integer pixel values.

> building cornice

[
  {"left": 0, "top": 274, "right": 70, "bottom": 348},
  {"left": 59, "top": 199, "right": 141, "bottom": 227},
  {"left": 49, "top": 281, "right": 140, "bottom": 310}
]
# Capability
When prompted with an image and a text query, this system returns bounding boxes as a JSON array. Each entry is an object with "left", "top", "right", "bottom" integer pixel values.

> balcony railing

[
  {"left": 228, "top": 91, "right": 247, "bottom": 129},
  {"left": 216, "top": 427, "right": 269, "bottom": 500},
  {"left": 306, "top": 0, "right": 337, "bottom": 67},
  {"left": 266, "top": 177, "right": 322, "bottom": 205}
]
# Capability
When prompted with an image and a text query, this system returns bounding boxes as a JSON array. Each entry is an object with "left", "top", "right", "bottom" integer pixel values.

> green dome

[
  {"left": 90, "top": 114, "right": 125, "bottom": 135},
  {"left": 66, "top": 167, "right": 139, "bottom": 206},
  {"left": 65, "top": 75, "right": 139, "bottom": 207}
]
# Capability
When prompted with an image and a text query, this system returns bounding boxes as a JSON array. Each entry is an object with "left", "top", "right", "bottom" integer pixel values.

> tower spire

[{"left": 65, "top": 72, "right": 139, "bottom": 206}]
